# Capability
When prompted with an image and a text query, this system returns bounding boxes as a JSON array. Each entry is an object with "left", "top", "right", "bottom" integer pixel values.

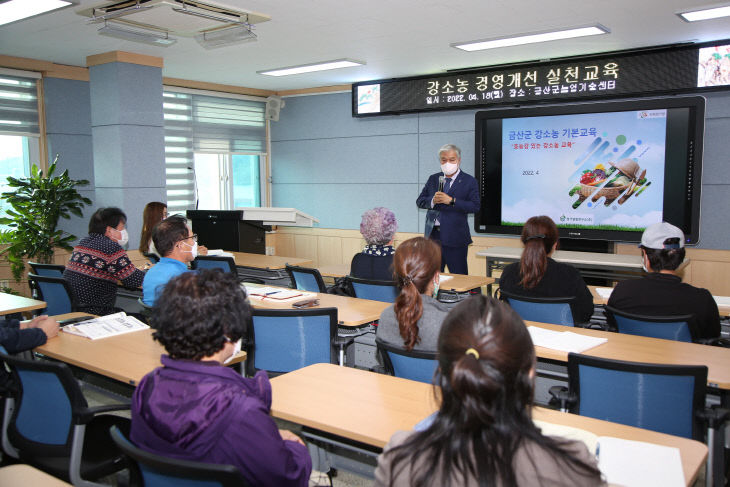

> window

[
  {"left": 0, "top": 71, "right": 41, "bottom": 230},
  {"left": 193, "top": 153, "right": 261, "bottom": 210},
  {"left": 163, "top": 88, "right": 267, "bottom": 214}
]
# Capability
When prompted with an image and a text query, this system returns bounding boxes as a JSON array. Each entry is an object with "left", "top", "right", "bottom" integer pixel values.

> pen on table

[{"left": 265, "top": 290, "right": 280, "bottom": 296}]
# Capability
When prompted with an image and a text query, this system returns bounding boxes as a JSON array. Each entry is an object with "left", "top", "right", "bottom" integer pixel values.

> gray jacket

[{"left": 376, "top": 294, "right": 450, "bottom": 352}]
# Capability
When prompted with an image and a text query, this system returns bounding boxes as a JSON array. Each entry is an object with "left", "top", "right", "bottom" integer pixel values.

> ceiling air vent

[{"left": 78, "top": 0, "right": 270, "bottom": 48}]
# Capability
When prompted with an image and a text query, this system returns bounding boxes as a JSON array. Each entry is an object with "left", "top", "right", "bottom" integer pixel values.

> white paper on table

[
  {"left": 438, "top": 275, "right": 454, "bottom": 283},
  {"left": 533, "top": 420, "right": 598, "bottom": 453},
  {"left": 713, "top": 295, "right": 730, "bottom": 307},
  {"left": 528, "top": 326, "right": 607, "bottom": 353},
  {"left": 595, "top": 287, "right": 613, "bottom": 299},
  {"left": 62, "top": 312, "right": 149, "bottom": 340},
  {"left": 597, "top": 437, "right": 684, "bottom": 487}
]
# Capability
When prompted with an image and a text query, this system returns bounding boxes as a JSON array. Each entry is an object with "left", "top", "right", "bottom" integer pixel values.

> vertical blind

[
  {"left": 163, "top": 90, "right": 266, "bottom": 213},
  {"left": 0, "top": 73, "right": 39, "bottom": 136}
]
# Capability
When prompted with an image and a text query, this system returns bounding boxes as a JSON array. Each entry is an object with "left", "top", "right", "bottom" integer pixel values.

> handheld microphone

[{"left": 438, "top": 175, "right": 445, "bottom": 192}]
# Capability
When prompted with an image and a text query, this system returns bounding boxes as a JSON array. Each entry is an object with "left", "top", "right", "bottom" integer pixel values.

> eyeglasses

[{"left": 178, "top": 234, "right": 198, "bottom": 243}]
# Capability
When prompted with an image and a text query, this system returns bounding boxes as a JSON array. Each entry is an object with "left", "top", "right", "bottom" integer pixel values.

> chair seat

[{"left": 17, "top": 415, "right": 130, "bottom": 482}]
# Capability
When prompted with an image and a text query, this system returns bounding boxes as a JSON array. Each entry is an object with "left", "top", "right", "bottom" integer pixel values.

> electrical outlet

[
  {"left": 265, "top": 246, "right": 275, "bottom": 256},
  {"left": 0, "top": 280, "right": 9, "bottom": 288}
]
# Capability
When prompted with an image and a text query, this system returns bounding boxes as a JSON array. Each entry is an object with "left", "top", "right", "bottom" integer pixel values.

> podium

[
  {"left": 187, "top": 207, "right": 318, "bottom": 254},
  {"left": 236, "top": 207, "right": 319, "bottom": 227}
]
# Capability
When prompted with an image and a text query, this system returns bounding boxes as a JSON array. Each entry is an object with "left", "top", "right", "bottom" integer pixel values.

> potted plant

[{"left": 0, "top": 157, "right": 92, "bottom": 281}]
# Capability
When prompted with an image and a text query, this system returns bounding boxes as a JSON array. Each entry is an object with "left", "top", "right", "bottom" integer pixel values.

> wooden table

[
  {"left": 0, "top": 464, "right": 72, "bottom": 486},
  {"left": 35, "top": 312, "right": 246, "bottom": 386},
  {"left": 232, "top": 252, "right": 312, "bottom": 270},
  {"left": 270, "top": 363, "right": 707, "bottom": 485},
  {"left": 247, "top": 285, "right": 389, "bottom": 327},
  {"left": 527, "top": 320, "right": 730, "bottom": 390},
  {"left": 316, "top": 264, "right": 494, "bottom": 293},
  {"left": 0, "top": 292, "right": 46, "bottom": 315}
]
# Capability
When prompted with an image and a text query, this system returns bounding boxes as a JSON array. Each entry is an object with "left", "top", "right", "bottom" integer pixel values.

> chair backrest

[
  {"left": 0, "top": 349, "right": 87, "bottom": 457},
  {"left": 28, "top": 262, "right": 65, "bottom": 277},
  {"left": 346, "top": 276, "right": 398, "bottom": 303},
  {"left": 190, "top": 256, "right": 237, "bottom": 274},
  {"left": 499, "top": 289, "right": 576, "bottom": 326},
  {"left": 567, "top": 353, "right": 707, "bottom": 440},
  {"left": 110, "top": 426, "right": 248, "bottom": 487},
  {"left": 605, "top": 306, "right": 694, "bottom": 342},
  {"left": 27, "top": 273, "right": 76, "bottom": 316},
  {"left": 143, "top": 253, "right": 160, "bottom": 264},
  {"left": 285, "top": 265, "right": 326, "bottom": 293},
  {"left": 247, "top": 307, "right": 338, "bottom": 375},
  {"left": 376, "top": 338, "right": 438, "bottom": 384}
]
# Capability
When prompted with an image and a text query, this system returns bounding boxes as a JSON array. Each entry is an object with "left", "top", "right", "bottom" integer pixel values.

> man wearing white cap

[{"left": 607, "top": 222, "right": 720, "bottom": 340}]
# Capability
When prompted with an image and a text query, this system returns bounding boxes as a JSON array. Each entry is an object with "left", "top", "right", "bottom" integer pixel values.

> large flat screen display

[{"left": 475, "top": 96, "right": 704, "bottom": 244}]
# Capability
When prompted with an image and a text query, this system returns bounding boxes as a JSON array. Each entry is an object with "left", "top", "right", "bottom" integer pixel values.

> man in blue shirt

[{"left": 142, "top": 215, "right": 198, "bottom": 306}]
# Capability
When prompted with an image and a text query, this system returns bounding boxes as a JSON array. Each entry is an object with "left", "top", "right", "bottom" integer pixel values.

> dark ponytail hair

[
  {"left": 393, "top": 237, "right": 441, "bottom": 351},
  {"left": 385, "top": 296, "right": 602, "bottom": 486},
  {"left": 519, "top": 215, "right": 559, "bottom": 289}
]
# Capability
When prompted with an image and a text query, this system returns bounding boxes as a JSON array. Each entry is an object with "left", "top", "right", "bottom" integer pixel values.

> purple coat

[{"left": 131, "top": 356, "right": 311, "bottom": 486}]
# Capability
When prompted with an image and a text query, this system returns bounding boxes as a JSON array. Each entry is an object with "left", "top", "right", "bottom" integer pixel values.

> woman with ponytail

[
  {"left": 499, "top": 215, "right": 593, "bottom": 323},
  {"left": 376, "top": 237, "right": 450, "bottom": 351},
  {"left": 375, "top": 296, "right": 604, "bottom": 486}
]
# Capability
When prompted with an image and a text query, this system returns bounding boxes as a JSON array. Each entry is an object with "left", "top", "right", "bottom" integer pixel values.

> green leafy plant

[{"left": 0, "top": 158, "right": 92, "bottom": 280}]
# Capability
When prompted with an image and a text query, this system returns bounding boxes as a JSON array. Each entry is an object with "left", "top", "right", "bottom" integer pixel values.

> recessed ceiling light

[
  {"left": 0, "top": 0, "right": 75, "bottom": 27},
  {"left": 452, "top": 24, "right": 610, "bottom": 52},
  {"left": 678, "top": 4, "right": 730, "bottom": 22},
  {"left": 258, "top": 59, "right": 365, "bottom": 77}
]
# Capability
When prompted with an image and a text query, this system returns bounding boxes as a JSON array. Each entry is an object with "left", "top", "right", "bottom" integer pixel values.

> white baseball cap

[{"left": 640, "top": 222, "right": 685, "bottom": 250}]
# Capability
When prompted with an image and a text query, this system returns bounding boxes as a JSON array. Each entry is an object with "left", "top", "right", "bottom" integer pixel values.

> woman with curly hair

[
  {"left": 130, "top": 270, "right": 312, "bottom": 486},
  {"left": 376, "top": 237, "right": 450, "bottom": 351},
  {"left": 350, "top": 207, "right": 398, "bottom": 280},
  {"left": 375, "top": 295, "right": 603, "bottom": 486}
]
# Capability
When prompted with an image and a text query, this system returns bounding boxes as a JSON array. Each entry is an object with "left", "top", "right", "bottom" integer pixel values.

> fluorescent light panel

[
  {"left": 452, "top": 24, "right": 609, "bottom": 52},
  {"left": 258, "top": 59, "right": 364, "bottom": 77},
  {"left": 0, "top": 0, "right": 73, "bottom": 27},
  {"left": 678, "top": 4, "right": 730, "bottom": 21}
]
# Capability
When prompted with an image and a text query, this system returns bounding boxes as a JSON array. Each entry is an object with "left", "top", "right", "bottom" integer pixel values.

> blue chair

[
  {"left": 0, "top": 350, "right": 130, "bottom": 486},
  {"left": 28, "top": 262, "right": 65, "bottom": 277},
  {"left": 286, "top": 264, "right": 327, "bottom": 293},
  {"left": 376, "top": 338, "right": 438, "bottom": 384},
  {"left": 191, "top": 256, "right": 237, "bottom": 274},
  {"left": 109, "top": 426, "right": 248, "bottom": 487},
  {"left": 246, "top": 307, "right": 339, "bottom": 376},
  {"left": 605, "top": 306, "right": 694, "bottom": 342},
  {"left": 566, "top": 353, "right": 707, "bottom": 440},
  {"left": 346, "top": 276, "right": 398, "bottom": 303},
  {"left": 27, "top": 273, "right": 77, "bottom": 316},
  {"left": 499, "top": 289, "right": 577, "bottom": 326}
]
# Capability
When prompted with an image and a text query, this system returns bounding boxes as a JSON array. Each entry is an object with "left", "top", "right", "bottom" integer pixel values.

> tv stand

[
  {"left": 477, "top": 246, "right": 643, "bottom": 294},
  {"left": 559, "top": 238, "right": 613, "bottom": 254}
]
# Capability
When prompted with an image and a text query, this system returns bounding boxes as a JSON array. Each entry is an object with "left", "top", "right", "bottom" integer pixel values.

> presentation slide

[{"left": 501, "top": 110, "right": 666, "bottom": 231}]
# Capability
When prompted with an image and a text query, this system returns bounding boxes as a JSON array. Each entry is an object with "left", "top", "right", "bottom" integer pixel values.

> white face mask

[
  {"left": 432, "top": 277, "right": 440, "bottom": 299},
  {"left": 110, "top": 228, "right": 129, "bottom": 247},
  {"left": 441, "top": 162, "right": 458, "bottom": 177},
  {"left": 224, "top": 338, "right": 243, "bottom": 364},
  {"left": 182, "top": 240, "right": 198, "bottom": 259}
]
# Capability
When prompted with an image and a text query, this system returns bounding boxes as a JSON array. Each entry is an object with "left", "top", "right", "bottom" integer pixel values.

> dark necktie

[{"left": 443, "top": 178, "right": 453, "bottom": 193}]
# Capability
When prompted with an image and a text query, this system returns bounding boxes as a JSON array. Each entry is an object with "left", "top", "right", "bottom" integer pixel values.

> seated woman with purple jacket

[{"left": 130, "top": 269, "right": 312, "bottom": 486}]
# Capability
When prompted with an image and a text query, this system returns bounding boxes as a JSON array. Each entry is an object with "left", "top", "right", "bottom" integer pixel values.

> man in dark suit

[{"left": 417, "top": 144, "right": 480, "bottom": 274}]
